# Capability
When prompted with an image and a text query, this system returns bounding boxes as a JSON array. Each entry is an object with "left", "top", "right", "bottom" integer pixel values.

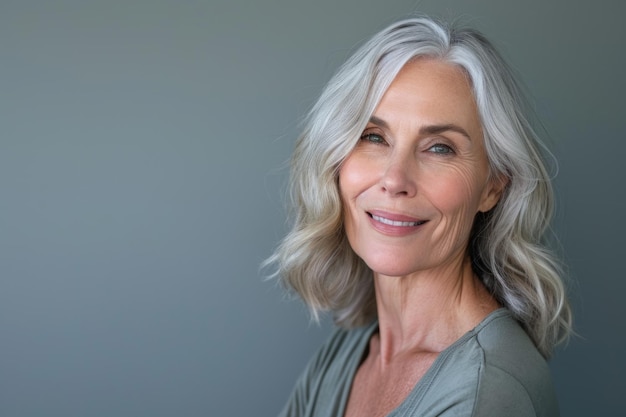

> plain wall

[{"left": 1, "top": 0, "right": 624, "bottom": 416}]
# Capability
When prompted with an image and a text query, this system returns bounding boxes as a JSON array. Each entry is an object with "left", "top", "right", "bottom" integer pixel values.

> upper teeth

[{"left": 372, "top": 214, "right": 423, "bottom": 227}]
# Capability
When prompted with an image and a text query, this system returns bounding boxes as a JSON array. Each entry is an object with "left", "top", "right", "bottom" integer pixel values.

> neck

[{"left": 372, "top": 256, "right": 499, "bottom": 362}]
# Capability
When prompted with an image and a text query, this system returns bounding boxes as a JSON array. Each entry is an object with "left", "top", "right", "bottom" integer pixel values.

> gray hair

[{"left": 266, "top": 16, "right": 571, "bottom": 358}]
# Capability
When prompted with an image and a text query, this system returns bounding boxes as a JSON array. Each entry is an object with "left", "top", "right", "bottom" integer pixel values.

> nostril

[{"left": 380, "top": 171, "right": 416, "bottom": 197}]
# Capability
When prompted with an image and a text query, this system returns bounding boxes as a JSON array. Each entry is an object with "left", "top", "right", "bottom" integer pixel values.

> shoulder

[
  {"left": 305, "top": 322, "right": 376, "bottom": 378},
  {"left": 471, "top": 309, "right": 560, "bottom": 417},
  {"left": 402, "top": 309, "right": 559, "bottom": 417},
  {"left": 277, "top": 322, "right": 377, "bottom": 417}
]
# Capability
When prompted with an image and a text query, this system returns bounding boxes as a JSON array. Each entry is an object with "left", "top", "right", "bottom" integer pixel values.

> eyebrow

[{"left": 368, "top": 116, "right": 472, "bottom": 141}]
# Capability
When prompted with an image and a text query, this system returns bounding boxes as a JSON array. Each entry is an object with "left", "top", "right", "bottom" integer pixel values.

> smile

[{"left": 370, "top": 213, "right": 426, "bottom": 227}]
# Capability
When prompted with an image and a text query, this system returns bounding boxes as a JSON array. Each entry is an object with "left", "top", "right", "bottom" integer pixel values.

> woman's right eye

[{"left": 360, "top": 133, "right": 385, "bottom": 144}]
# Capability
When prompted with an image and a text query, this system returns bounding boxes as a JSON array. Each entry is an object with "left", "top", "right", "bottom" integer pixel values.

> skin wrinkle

[
  {"left": 269, "top": 17, "right": 572, "bottom": 371},
  {"left": 341, "top": 58, "right": 504, "bottom": 417},
  {"left": 369, "top": 115, "right": 473, "bottom": 142}
]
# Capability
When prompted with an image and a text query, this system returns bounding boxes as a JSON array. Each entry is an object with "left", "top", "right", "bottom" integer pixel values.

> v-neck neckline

[{"left": 337, "top": 308, "right": 510, "bottom": 417}]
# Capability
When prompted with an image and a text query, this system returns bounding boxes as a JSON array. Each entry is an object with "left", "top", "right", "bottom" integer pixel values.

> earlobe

[{"left": 478, "top": 174, "right": 508, "bottom": 213}]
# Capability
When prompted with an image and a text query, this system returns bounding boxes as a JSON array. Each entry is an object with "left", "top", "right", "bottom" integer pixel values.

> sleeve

[
  {"left": 470, "top": 366, "right": 559, "bottom": 417},
  {"left": 277, "top": 359, "right": 316, "bottom": 417},
  {"left": 276, "top": 327, "right": 349, "bottom": 417}
]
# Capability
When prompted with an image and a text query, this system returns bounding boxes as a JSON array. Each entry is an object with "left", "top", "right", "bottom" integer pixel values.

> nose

[{"left": 379, "top": 151, "right": 417, "bottom": 197}]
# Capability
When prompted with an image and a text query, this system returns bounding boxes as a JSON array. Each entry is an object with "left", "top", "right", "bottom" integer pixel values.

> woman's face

[{"left": 339, "top": 59, "right": 502, "bottom": 277}]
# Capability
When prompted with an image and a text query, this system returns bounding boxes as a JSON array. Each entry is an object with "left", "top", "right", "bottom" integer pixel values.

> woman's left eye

[{"left": 428, "top": 143, "right": 454, "bottom": 154}]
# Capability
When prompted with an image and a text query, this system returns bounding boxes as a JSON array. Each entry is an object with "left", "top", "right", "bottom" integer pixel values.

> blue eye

[
  {"left": 360, "top": 133, "right": 386, "bottom": 144},
  {"left": 429, "top": 144, "right": 454, "bottom": 154}
]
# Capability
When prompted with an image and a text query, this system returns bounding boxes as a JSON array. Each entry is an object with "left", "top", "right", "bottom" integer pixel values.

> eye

[
  {"left": 428, "top": 143, "right": 455, "bottom": 155},
  {"left": 360, "top": 133, "right": 386, "bottom": 145}
]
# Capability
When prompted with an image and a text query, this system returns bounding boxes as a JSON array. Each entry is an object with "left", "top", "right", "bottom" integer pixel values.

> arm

[{"left": 470, "top": 366, "right": 559, "bottom": 417}]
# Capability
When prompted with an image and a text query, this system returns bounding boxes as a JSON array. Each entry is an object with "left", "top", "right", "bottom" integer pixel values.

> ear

[{"left": 478, "top": 174, "right": 508, "bottom": 213}]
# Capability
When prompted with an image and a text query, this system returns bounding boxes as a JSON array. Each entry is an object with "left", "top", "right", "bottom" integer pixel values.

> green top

[{"left": 278, "top": 309, "right": 559, "bottom": 417}]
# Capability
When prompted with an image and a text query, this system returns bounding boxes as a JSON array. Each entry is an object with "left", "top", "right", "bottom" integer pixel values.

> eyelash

[
  {"left": 359, "top": 132, "right": 456, "bottom": 155},
  {"left": 360, "top": 132, "right": 386, "bottom": 144},
  {"left": 428, "top": 143, "right": 455, "bottom": 155}
]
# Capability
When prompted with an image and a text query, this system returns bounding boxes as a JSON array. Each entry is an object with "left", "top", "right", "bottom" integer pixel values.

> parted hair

[{"left": 266, "top": 15, "right": 571, "bottom": 358}]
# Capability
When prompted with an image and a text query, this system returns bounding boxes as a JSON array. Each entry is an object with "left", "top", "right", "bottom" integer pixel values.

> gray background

[{"left": 1, "top": 0, "right": 623, "bottom": 416}]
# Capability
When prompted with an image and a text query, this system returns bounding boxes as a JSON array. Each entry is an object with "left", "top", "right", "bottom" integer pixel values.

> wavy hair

[{"left": 266, "top": 16, "right": 571, "bottom": 358}]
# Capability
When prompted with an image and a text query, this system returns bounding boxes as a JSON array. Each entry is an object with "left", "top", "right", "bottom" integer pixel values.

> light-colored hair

[{"left": 266, "top": 16, "right": 571, "bottom": 358}]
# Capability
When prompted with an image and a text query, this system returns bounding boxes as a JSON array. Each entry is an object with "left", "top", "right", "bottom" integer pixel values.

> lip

[{"left": 366, "top": 209, "right": 427, "bottom": 236}]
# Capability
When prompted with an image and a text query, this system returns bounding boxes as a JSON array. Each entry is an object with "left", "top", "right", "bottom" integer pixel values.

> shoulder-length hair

[{"left": 266, "top": 16, "right": 571, "bottom": 358}]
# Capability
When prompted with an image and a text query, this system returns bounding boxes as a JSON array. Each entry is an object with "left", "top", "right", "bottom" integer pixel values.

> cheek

[
  {"left": 339, "top": 153, "right": 381, "bottom": 253},
  {"left": 338, "top": 153, "right": 378, "bottom": 205},
  {"left": 427, "top": 167, "right": 487, "bottom": 239},
  {"left": 429, "top": 166, "right": 484, "bottom": 212},
  {"left": 338, "top": 158, "right": 356, "bottom": 198},
  {"left": 338, "top": 157, "right": 361, "bottom": 236}
]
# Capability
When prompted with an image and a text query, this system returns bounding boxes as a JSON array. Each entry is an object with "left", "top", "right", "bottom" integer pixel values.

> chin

[{"left": 362, "top": 254, "right": 424, "bottom": 278}]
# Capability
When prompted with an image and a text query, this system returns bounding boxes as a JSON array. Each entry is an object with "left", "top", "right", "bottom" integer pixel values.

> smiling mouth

[{"left": 369, "top": 213, "right": 427, "bottom": 227}]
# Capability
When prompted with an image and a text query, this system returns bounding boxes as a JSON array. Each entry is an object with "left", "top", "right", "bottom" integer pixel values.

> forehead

[{"left": 374, "top": 58, "right": 481, "bottom": 133}]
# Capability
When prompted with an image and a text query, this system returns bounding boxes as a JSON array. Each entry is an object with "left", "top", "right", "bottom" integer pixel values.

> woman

[{"left": 267, "top": 15, "right": 572, "bottom": 417}]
